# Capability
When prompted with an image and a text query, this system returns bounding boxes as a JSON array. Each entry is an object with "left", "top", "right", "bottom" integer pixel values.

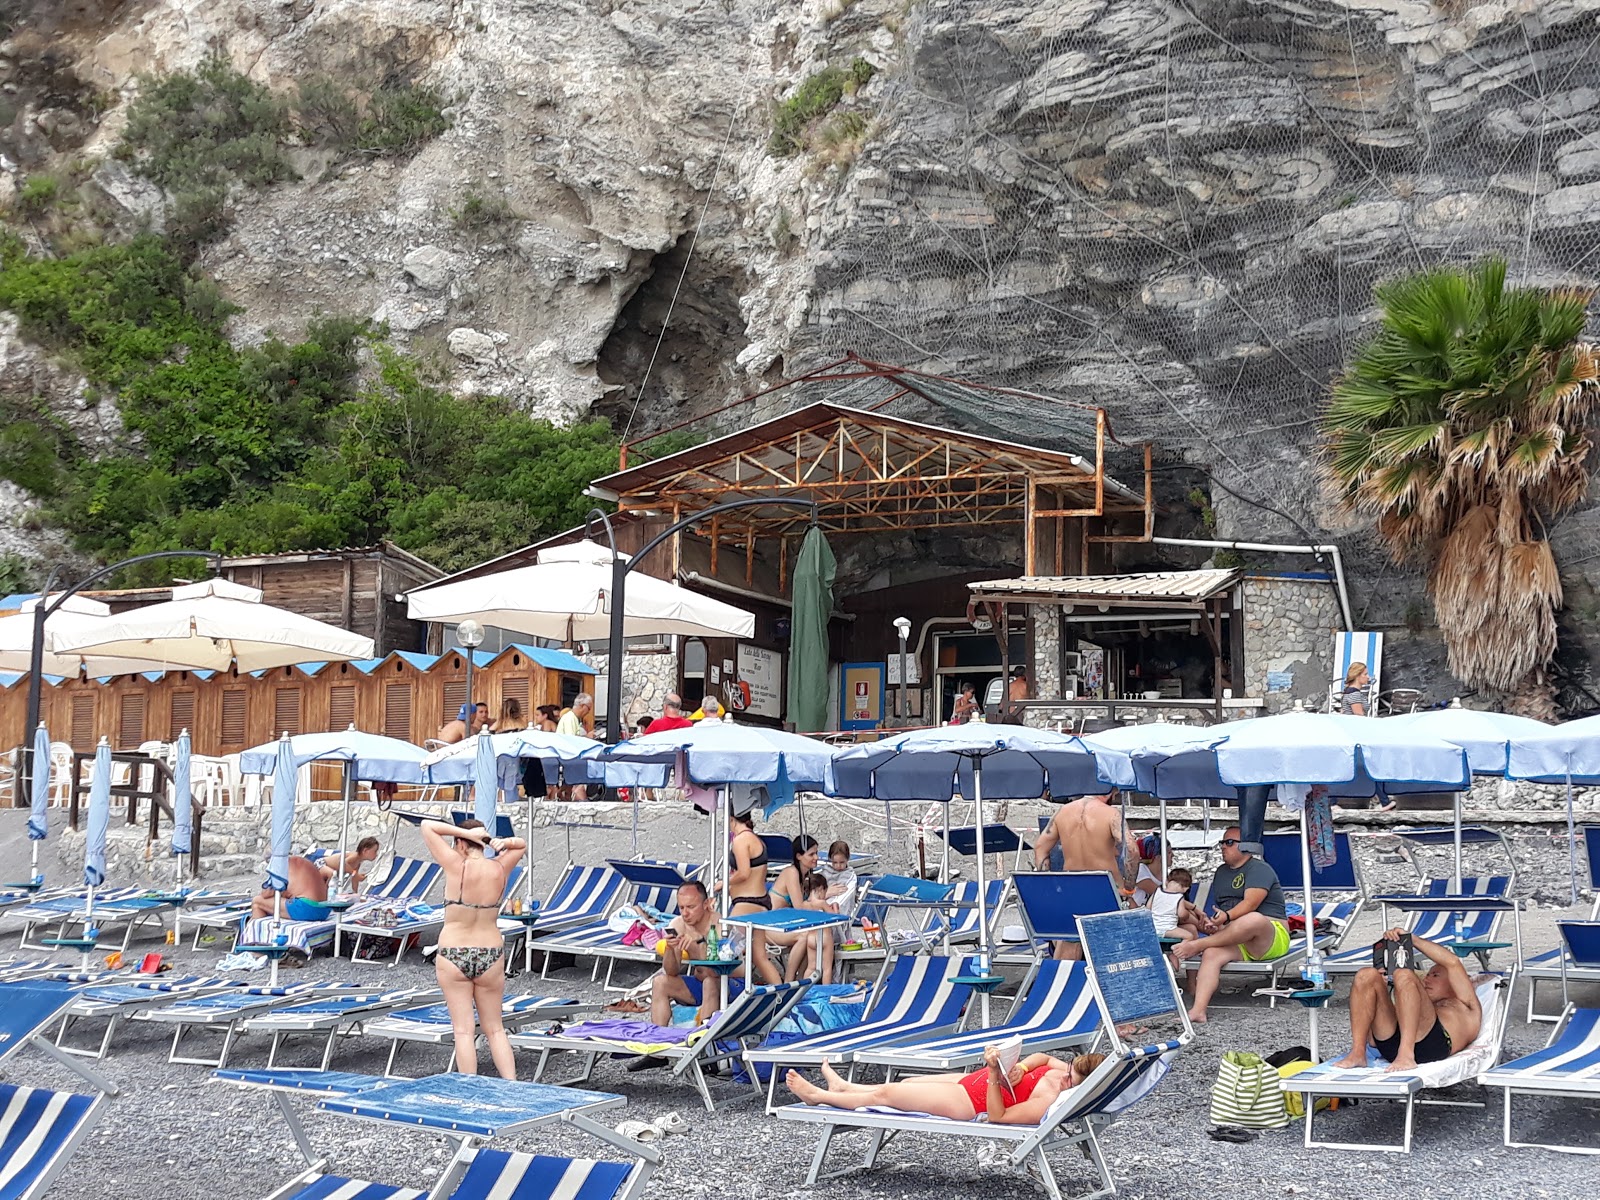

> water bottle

[
  {"left": 721, "top": 929, "right": 739, "bottom": 961},
  {"left": 1306, "top": 949, "right": 1326, "bottom": 992},
  {"left": 704, "top": 925, "right": 719, "bottom": 962}
]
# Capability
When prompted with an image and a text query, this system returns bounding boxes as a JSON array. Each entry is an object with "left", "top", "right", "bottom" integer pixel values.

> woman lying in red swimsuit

[{"left": 785, "top": 1046, "right": 1106, "bottom": 1122}]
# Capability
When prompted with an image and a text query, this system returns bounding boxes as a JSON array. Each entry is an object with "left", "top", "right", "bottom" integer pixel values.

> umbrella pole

[
  {"left": 942, "top": 801, "right": 951, "bottom": 886},
  {"left": 972, "top": 760, "right": 991, "bottom": 1026},
  {"left": 1567, "top": 767, "right": 1580, "bottom": 906},
  {"left": 81, "top": 885, "right": 95, "bottom": 972},
  {"left": 883, "top": 802, "right": 892, "bottom": 868},
  {"left": 1453, "top": 791, "right": 1463, "bottom": 894},
  {"left": 336, "top": 765, "right": 355, "bottom": 895},
  {"left": 271, "top": 889, "right": 282, "bottom": 989},
  {"left": 1299, "top": 805, "right": 1319, "bottom": 1061},
  {"left": 631, "top": 776, "right": 640, "bottom": 855},
  {"left": 534, "top": 780, "right": 547, "bottom": 979},
  {"left": 718, "top": 786, "right": 729, "bottom": 1014}
]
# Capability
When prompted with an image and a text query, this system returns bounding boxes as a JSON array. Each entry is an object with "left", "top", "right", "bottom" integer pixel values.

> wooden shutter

[
  {"left": 168, "top": 690, "right": 196, "bottom": 741},
  {"left": 501, "top": 676, "right": 530, "bottom": 712},
  {"left": 383, "top": 683, "right": 412, "bottom": 741},
  {"left": 442, "top": 679, "right": 466, "bottom": 724},
  {"left": 69, "top": 694, "right": 95, "bottom": 752},
  {"left": 220, "top": 690, "right": 247, "bottom": 745},
  {"left": 117, "top": 693, "right": 146, "bottom": 750},
  {"left": 328, "top": 685, "right": 356, "bottom": 732},
  {"left": 273, "top": 687, "right": 303, "bottom": 737}
]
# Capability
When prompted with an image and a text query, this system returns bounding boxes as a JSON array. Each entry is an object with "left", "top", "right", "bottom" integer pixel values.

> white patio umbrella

[
  {"left": 0, "top": 594, "right": 176, "bottom": 677},
  {"left": 405, "top": 540, "right": 755, "bottom": 641},
  {"left": 240, "top": 729, "right": 428, "bottom": 893},
  {"left": 50, "top": 578, "right": 374, "bottom": 671},
  {"left": 829, "top": 722, "right": 1103, "bottom": 1023}
]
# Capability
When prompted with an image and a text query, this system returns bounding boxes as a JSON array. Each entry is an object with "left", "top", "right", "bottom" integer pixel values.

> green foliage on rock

[
  {"left": 768, "top": 58, "right": 876, "bottom": 157},
  {"left": 0, "top": 238, "right": 623, "bottom": 574}
]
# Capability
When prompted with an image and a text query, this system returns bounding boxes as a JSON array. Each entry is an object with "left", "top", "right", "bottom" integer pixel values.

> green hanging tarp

[{"left": 786, "top": 525, "right": 836, "bottom": 733}]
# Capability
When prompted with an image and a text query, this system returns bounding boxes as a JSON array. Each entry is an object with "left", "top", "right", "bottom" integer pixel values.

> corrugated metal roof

[{"left": 969, "top": 569, "right": 1240, "bottom": 603}]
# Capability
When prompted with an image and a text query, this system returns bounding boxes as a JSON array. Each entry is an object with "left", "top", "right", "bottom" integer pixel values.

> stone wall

[
  {"left": 1030, "top": 604, "right": 1061, "bottom": 699},
  {"left": 576, "top": 647, "right": 680, "bottom": 729},
  {"left": 1242, "top": 575, "right": 1343, "bottom": 714}
]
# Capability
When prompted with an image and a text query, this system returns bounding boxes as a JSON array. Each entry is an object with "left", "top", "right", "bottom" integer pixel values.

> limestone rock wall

[{"left": 1242, "top": 575, "right": 1344, "bottom": 713}]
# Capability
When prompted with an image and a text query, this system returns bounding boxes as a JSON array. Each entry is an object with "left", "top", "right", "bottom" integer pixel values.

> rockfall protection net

[{"left": 785, "top": 1, "right": 1600, "bottom": 623}]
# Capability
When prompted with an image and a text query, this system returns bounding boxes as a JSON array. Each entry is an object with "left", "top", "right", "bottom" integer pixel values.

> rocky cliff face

[{"left": 8, "top": 0, "right": 1600, "bottom": 703}]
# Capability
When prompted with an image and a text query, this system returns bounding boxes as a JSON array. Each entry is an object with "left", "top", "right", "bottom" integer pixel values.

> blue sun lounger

[
  {"left": 43, "top": 973, "right": 241, "bottom": 1060},
  {"left": 1521, "top": 921, "right": 1600, "bottom": 1025},
  {"left": 842, "top": 877, "right": 1004, "bottom": 967},
  {"left": 1323, "top": 895, "right": 1520, "bottom": 977},
  {"left": 138, "top": 981, "right": 369, "bottom": 1068},
  {"left": 999, "top": 870, "right": 1122, "bottom": 964},
  {"left": 775, "top": 909, "right": 1192, "bottom": 1200},
  {"left": 503, "top": 863, "right": 625, "bottom": 936},
  {"left": 1481, "top": 1004, "right": 1600, "bottom": 1154},
  {"left": 216, "top": 1069, "right": 659, "bottom": 1200},
  {"left": 744, "top": 954, "right": 979, "bottom": 1109},
  {"left": 854, "top": 958, "right": 1100, "bottom": 1075},
  {"left": 517, "top": 978, "right": 813, "bottom": 1111},
  {"left": 0, "top": 983, "right": 119, "bottom": 1199},
  {"left": 365, "top": 993, "right": 597, "bottom": 1077},
  {"left": 242, "top": 987, "right": 443, "bottom": 1069}
]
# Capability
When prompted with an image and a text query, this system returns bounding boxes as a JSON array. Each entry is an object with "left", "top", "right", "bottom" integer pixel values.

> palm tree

[{"left": 1322, "top": 258, "right": 1600, "bottom": 718}]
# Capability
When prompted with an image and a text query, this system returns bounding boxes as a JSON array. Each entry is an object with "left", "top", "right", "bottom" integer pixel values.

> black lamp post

[
  {"left": 585, "top": 498, "right": 818, "bottom": 743},
  {"left": 22, "top": 551, "right": 218, "bottom": 797}
]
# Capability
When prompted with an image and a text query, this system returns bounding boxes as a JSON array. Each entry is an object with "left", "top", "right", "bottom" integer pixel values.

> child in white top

[
  {"left": 1149, "top": 867, "right": 1202, "bottom": 939},
  {"left": 819, "top": 840, "right": 858, "bottom": 915}
]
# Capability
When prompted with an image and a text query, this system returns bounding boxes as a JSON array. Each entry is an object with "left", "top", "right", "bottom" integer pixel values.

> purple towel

[{"left": 559, "top": 1019, "right": 694, "bottom": 1043}]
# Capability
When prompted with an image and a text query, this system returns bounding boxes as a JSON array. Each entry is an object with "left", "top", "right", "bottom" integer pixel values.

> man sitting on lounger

[
  {"left": 1170, "top": 827, "right": 1290, "bottom": 1023},
  {"left": 1331, "top": 929, "right": 1482, "bottom": 1072},
  {"left": 646, "top": 880, "right": 726, "bottom": 1028},
  {"left": 250, "top": 855, "right": 329, "bottom": 919}
]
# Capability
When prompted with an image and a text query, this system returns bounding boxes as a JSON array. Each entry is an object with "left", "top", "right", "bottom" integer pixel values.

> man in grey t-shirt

[{"left": 1170, "top": 827, "right": 1294, "bottom": 1023}]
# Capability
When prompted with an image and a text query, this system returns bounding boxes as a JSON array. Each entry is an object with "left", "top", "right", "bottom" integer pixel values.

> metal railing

[{"left": 68, "top": 751, "right": 205, "bottom": 877}]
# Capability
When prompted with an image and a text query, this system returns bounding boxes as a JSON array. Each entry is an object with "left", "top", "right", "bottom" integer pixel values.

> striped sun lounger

[
  {"left": 0, "top": 983, "right": 119, "bottom": 1199},
  {"left": 341, "top": 867, "right": 524, "bottom": 968},
  {"left": 46, "top": 974, "right": 241, "bottom": 1061},
  {"left": 744, "top": 954, "right": 979, "bottom": 1109},
  {"left": 528, "top": 860, "right": 704, "bottom": 990},
  {"left": 1522, "top": 920, "right": 1600, "bottom": 1023},
  {"left": 216, "top": 1069, "right": 657, "bottom": 1200},
  {"left": 854, "top": 958, "right": 1100, "bottom": 1074},
  {"left": 517, "top": 979, "right": 813, "bottom": 1112},
  {"left": 138, "top": 981, "right": 369, "bottom": 1068},
  {"left": 366, "top": 993, "right": 595, "bottom": 1076},
  {"left": 777, "top": 909, "right": 1191, "bottom": 1200},
  {"left": 1481, "top": 1004, "right": 1600, "bottom": 1154},
  {"left": 242, "top": 987, "right": 442, "bottom": 1069}
]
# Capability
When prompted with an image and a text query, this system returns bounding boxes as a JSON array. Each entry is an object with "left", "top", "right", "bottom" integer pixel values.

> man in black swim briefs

[{"left": 1331, "top": 929, "right": 1483, "bottom": 1073}]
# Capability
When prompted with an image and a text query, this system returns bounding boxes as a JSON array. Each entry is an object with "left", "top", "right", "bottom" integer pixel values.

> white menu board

[{"left": 736, "top": 643, "right": 784, "bottom": 719}]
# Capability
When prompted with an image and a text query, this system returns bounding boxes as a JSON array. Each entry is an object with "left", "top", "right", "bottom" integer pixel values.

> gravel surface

[{"left": 4, "top": 807, "right": 1599, "bottom": 1200}]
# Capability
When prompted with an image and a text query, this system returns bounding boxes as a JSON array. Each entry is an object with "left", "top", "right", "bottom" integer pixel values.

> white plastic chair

[{"left": 48, "top": 742, "right": 73, "bottom": 806}]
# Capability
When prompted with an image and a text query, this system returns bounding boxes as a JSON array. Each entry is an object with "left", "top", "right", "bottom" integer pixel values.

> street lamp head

[
  {"left": 456, "top": 619, "right": 486, "bottom": 649},
  {"left": 892, "top": 616, "right": 912, "bottom": 639}
]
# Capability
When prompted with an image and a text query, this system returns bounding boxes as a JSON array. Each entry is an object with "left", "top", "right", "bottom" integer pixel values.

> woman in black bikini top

[
  {"left": 419, "top": 818, "right": 527, "bottom": 1079},
  {"left": 727, "top": 808, "right": 785, "bottom": 985}
]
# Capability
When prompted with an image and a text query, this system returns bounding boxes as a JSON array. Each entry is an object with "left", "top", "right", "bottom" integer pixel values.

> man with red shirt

[{"left": 643, "top": 693, "right": 693, "bottom": 735}]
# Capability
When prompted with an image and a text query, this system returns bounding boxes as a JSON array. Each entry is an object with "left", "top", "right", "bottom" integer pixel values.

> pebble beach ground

[{"left": 5, "top": 806, "right": 1599, "bottom": 1200}]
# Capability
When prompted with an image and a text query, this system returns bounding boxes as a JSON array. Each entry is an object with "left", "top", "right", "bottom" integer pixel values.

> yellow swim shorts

[{"left": 1240, "top": 919, "right": 1292, "bottom": 963}]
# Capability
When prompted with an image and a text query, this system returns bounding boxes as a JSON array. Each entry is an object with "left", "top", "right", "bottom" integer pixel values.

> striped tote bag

[{"left": 1208, "top": 1050, "right": 1289, "bottom": 1128}]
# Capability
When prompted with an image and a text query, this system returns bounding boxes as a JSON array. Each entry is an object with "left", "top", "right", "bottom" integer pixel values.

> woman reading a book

[{"left": 784, "top": 1046, "right": 1105, "bottom": 1122}]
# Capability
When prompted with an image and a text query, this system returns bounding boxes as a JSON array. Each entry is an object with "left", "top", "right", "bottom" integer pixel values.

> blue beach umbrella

[
  {"left": 472, "top": 732, "right": 499, "bottom": 845},
  {"left": 1506, "top": 714, "right": 1600, "bottom": 905},
  {"left": 83, "top": 737, "right": 111, "bottom": 890},
  {"left": 170, "top": 729, "right": 193, "bottom": 861},
  {"left": 265, "top": 734, "right": 297, "bottom": 897},
  {"left": 27, "top": 724, "right": 49, "bottom": 882}
]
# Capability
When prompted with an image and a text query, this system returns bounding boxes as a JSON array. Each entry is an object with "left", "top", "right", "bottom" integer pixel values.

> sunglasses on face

[{"left": 1218, "top": 839, "right": 1241, "bottom": 848}]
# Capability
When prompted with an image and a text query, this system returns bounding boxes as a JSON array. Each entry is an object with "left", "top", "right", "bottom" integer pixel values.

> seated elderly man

[
  {"left": 1331, "top": 930, "right": 1482, "bottom": 1072},
  {"left": 251, "top": 854, "right": 329, "bottom": 919},
  {"left": 1170, "top": 826, "right": 1291, "bottom": 1023}
]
